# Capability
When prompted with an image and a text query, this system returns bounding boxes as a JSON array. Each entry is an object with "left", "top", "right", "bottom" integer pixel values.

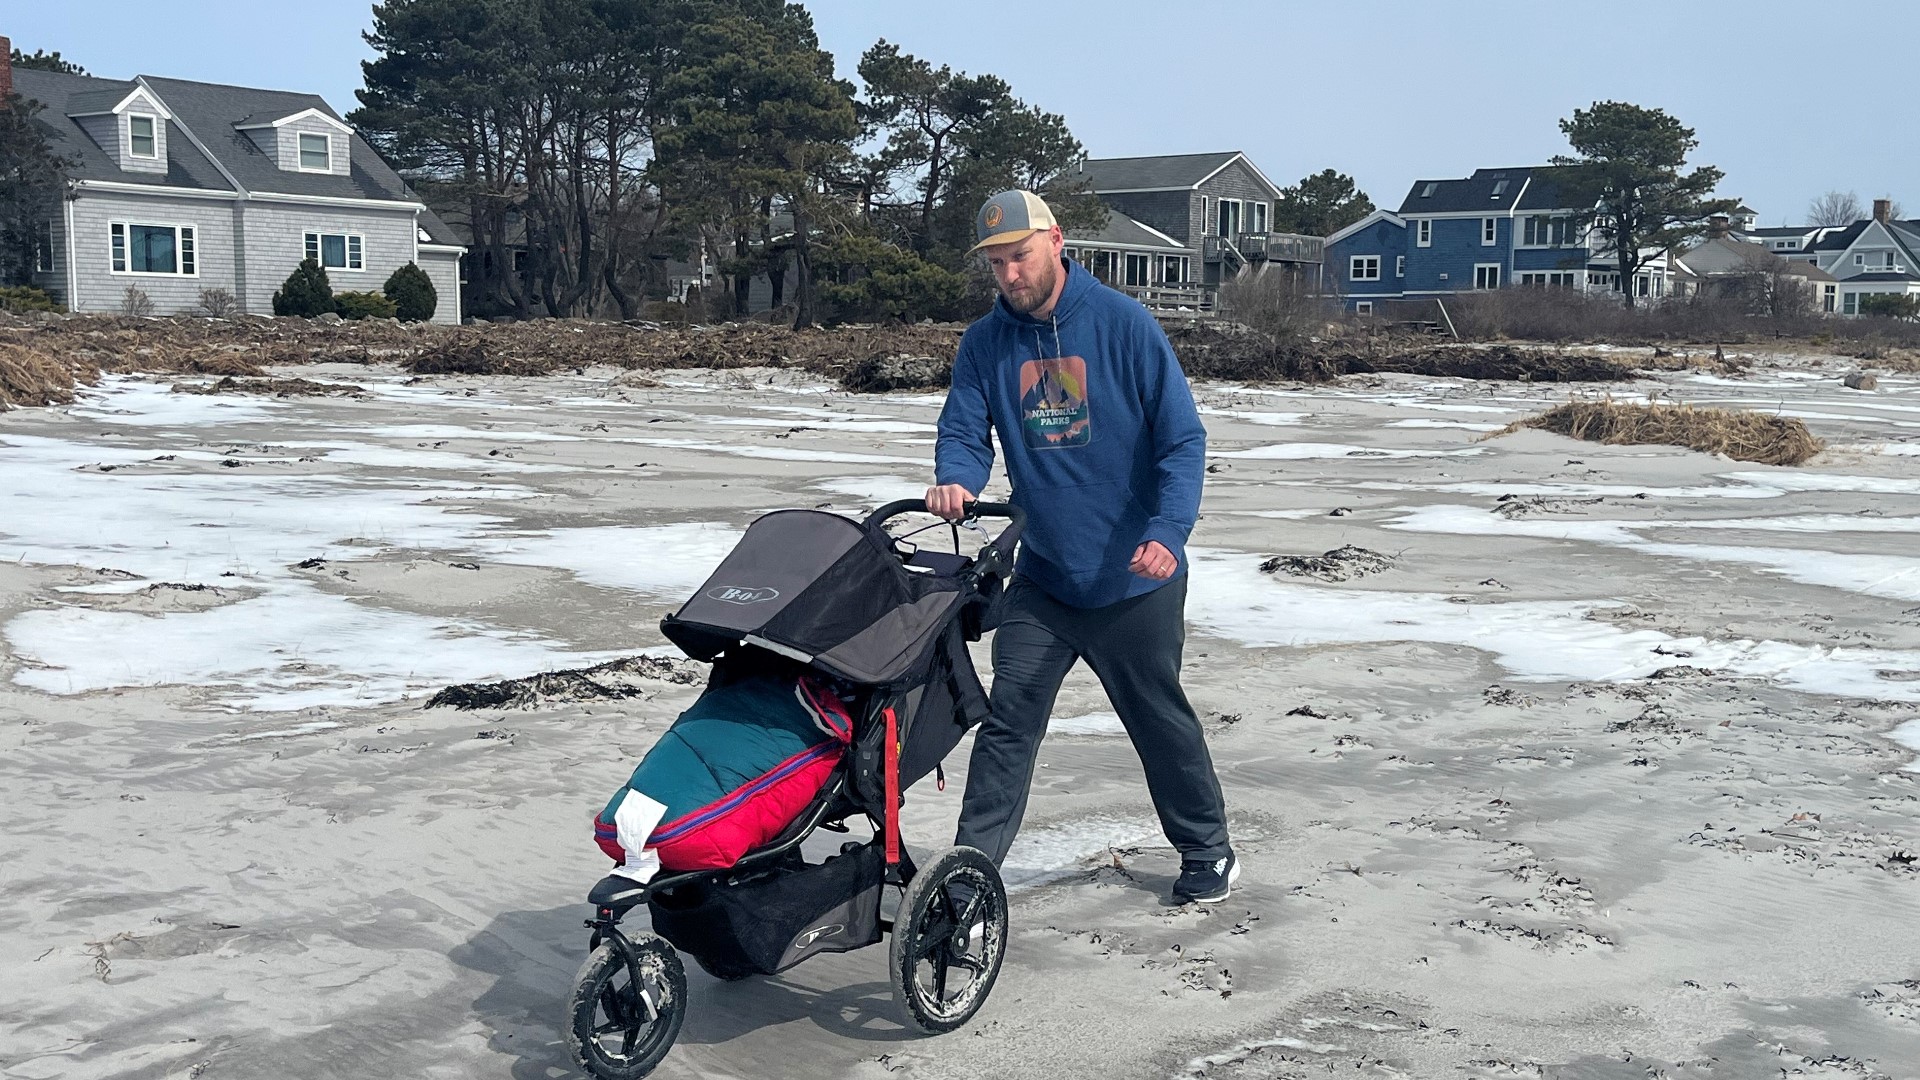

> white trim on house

[
  {"left": 1132, "top": 218, "right": 1185, "bottom": 248},
  {"left": 1395, "top": 255, "right": 1405, "bottom": 278},
  {"left": 65, "top": 192, "right": 80, "bottom": 306},
  {"left": 1354, "top": 300, "right": 1374, "bottom": 315},
  {"left": 233, "top": 106, "right": 353, "bottom": 133},
  {"left": 248, "top": 191, "right": 426, "bottom": 211},
  {"left": 1324, "top": 208, "right": 1403, "bottom": 247},
  {"left": 1416, "top": 219, "right": 1432, "bottom": 247},
  {"left": 1403, "top": 209, "right": 1565, "bottom": 221},
  {"left": 1481, "top": 218, "right": 1497, "bottom": 245},
  {"left": 1193, "top": 152, "right": 1283, "bottom": 199},
  {"left": 1473, "top": 263, "right": 1501, "bottom": 289},
  {"left": 1505, "top": 177, "right": 1532, "bottom": 224},
  {"left": 1350, "top": 254, "right": 1381, "bottom": 281},
  {"left": 109, "top": 220, "right": 200, "bottom": 278},
  {"left": 74, "top": 179, "right": 238, "bottom": 200}
]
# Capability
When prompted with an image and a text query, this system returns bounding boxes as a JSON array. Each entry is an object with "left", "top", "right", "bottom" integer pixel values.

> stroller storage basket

[{"left": 648, "top": 841, "right": 886, "bottom": 976}]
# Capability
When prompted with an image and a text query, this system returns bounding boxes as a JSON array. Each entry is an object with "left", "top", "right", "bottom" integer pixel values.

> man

[{"left": 926, "top": 190, "right": 1237, "bottom": 904}]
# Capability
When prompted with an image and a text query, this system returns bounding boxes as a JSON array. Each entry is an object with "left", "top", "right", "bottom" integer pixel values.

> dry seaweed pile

[
  {"left": 0, "top": 341, "right": 99, "bottom": 408},
  {"left": 1166, "top": 324, "right": 1643, "bottom": 384},
  {"left": 1259, "top": 545, "right": 1396, "bottom": 581},
  {"left": 1497, "top": 400, "right": 1823, "bottom": 466},
  {"left": 2, "top": 309, "right": 1644, "bottom": 412},
  {"left": 173, "top": 376, "right": 365, "bottom": 397},
  {"left": 425, "top": 655, "right": 704, "bottom": 710}
]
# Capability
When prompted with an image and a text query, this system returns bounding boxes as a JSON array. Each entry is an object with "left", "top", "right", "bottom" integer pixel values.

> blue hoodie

[{"left": 935, "top": 258, "right": 1206, "bottom": 609}]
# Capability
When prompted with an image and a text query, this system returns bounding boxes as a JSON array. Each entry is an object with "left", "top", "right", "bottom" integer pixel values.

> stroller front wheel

[
  {"left": 890, "top": 845, "right": 1008, "bottom": 1035},
  {"left": 564, "top": 932, "right": 686, "bottom": 1079}
]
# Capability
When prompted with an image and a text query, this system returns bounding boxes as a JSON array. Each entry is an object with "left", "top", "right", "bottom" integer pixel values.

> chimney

[
  {"left": 1, "top": 36, "right": 12, "bottom": 103},
  {"left": 1874, "top": 198, "right": 1893, "bottom": 224}
]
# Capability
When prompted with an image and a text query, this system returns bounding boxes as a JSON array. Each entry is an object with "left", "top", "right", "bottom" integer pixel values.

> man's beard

[{"left": 1000, "top": 258, "right": 1058, "bottom": 314}]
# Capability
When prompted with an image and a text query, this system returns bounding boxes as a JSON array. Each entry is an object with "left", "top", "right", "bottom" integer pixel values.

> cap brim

[{"left": 966, "top": 228, "right": 1046, "bottom": 256}]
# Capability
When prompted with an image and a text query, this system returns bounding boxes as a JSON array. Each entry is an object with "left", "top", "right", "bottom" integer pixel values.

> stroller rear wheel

[
  {"left": 890, "top": 845, "right": 1007, "bottom": 1035},
  {"left": 564, "top": 933, "right": 686, "bottom": 1079}
]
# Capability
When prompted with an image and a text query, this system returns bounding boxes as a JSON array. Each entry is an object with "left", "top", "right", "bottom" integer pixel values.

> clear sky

[{"left": 9, "top": 1, "right": 1913, "bottom": 225}]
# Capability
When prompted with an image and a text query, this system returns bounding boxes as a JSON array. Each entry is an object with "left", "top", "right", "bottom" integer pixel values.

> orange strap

[{"left": 883, "top": 707, "right": 900, "bottom": 866}]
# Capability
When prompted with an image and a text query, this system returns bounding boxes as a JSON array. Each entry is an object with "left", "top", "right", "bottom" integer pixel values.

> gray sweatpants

[{"left": 954, "top": 574, "right": 1232, "bottom": 866}]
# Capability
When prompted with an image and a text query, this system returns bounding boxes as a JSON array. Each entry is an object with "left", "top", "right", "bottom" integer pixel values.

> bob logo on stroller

[
  {"left": 565, "top": 499, "right": 1026, "bottom": 1079},
  {"left": 705, "top": 585, "right": 780, "bottom": 605}
]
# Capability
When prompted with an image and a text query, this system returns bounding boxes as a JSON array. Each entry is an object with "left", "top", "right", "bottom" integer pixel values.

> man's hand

[
  {"left": 925, "top": 484, "right": 976, "bottom": 521},
  {"left": 1130, "top": 541, "right": 1178, "bottom": 580}
]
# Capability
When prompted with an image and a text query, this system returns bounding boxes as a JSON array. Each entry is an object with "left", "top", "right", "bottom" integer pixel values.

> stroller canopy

[{"left": 662, "top": 511, "right": 965, "bottom": 687}]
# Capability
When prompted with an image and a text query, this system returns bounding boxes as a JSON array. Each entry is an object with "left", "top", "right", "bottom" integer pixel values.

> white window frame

[
  {"left": 1217, "top": 198, "right": 1242, "bottom": 239},
  {"left": 304, "top": 231, "right": 365, "bottom": 271},
  {"left": 127, "top": 114, "right": 159, "bottom": 159},
  {"left": 34, "top": 222, "right": 54, "bottom": 273},
  {"left": 1855, "top": 253, "right": 1866, "bottom": 266},
  {"left": 109, "top": 221, "right": 197, "bottom": 276},
  {"left": 1481, "top": 217, "right": 1498, "bottom": 246},
  {"left": 1395, "top": 255, "right": 1405, "bottom": 278},
  {"left": 1248, "top": 201, "right": 1268, "bottom": 234},
  {"left": 1354, "top": 301, "right": 1374, "bottom": 316},
  {"left": 297, "top": 132, "right": 332, "bottom": 173},
  {"left": 1123, "top": 252, "right": 1150, "bottom": 288},
  {"left": 1160, "top": 255, "right": 1188, "bottom": 285},
  {"left": 1416, "top": 219, "right": 1432, "bottom": 247},
  {"left": 1473, "top": 263, "right": 1501, "bottom": 290},
  {"left": 1350, "top": 254, "right": 1381, "bottom": 282}
]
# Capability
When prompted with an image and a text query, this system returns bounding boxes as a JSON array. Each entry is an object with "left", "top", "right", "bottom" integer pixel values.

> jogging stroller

[{"left": 564, "top": 499, "right": 1025, "bottom": 1079}]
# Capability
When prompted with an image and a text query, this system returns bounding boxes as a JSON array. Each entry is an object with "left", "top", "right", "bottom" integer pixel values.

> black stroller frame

[{"left": 564, "top": 500, "right": 1024, "bottom": 1079}]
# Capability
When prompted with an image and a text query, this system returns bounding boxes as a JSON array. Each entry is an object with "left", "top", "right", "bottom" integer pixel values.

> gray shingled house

[
  {"left": 1065, "top": 151, "right": 1322, "bottom": 313},
  {"left": 10, "top": 54, "right": 464, "bottom": 323}
]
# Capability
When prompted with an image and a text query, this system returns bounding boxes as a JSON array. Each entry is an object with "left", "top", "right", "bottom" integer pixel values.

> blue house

[{"left": 1323, "top": 166, "right": 1676, "bottom": 314}]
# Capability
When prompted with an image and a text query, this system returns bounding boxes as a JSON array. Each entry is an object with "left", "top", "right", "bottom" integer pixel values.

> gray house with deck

[
  {"left": 1065, "top": 151, "right": 1323, "bottom": 313},
  {"left": 10, "top": 56, "right": 463, "bottom": 323}
]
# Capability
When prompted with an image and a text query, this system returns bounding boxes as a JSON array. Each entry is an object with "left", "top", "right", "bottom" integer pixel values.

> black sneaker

[{"left": 1172, "top": 852, "right": 1240, "bottom": 904}]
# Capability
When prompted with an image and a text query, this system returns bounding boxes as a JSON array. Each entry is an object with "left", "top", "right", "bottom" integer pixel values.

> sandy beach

[{"left": 3, "top": 350, "right": 1919, "bottom": 1080}]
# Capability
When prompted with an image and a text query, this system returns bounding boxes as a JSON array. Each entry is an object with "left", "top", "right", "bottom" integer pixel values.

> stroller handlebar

[
  {"left": 865, "top": 498, "right": 1025, "bottom": 530},
  {"left": 864, "top": 499, "right": 1025, "bottom": 570}
]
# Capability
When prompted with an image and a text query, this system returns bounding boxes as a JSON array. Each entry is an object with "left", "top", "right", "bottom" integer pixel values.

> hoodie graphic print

[
  {"left": 1020, "top": 357, "right": 1090, "bottom": 448},
  {"left": 935, "top": 258, "right": 1206, "bottom": 609}
]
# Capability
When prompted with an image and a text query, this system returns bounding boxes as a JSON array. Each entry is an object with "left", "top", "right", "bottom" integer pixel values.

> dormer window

[
  {"left": 129, "top": 115, "right": 158, "bottom": 158},
  {"left": 299, "top": 133, "right": 331, "bottom": 171}
]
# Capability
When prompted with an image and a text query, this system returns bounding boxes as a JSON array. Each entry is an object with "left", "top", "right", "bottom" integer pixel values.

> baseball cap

[{"left": 969, "top": 190, "right": 1059, "bottom": 254}]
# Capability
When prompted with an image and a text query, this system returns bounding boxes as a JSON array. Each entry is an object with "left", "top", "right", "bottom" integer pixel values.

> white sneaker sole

[{"left": 1178, "top": 857, "right": 1242, "bottom": 904}]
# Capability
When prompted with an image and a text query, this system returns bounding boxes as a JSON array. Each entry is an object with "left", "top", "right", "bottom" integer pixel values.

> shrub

[
  {"left": 816, "top": 235, "right": 968, "bottom": 324},
  {"left": 119, "top": 285, "right": 155, "bottom": 316},
  {"left": 383, "top": 262, "right": 437, "bottom": 322},
  {"left": 195, "top": 288, "right": 241, "bottom": 318},
  {"left": 0, "top": 285, "right": 63, "bottom": 313},
  {"left": 334, "top": 290, "right": 398, "bottom": 320},
  {"left": 1859, "top": 294, "right": 1920, "bottom": 320},
  {"left": 273, "top": 258, "right": 335, "bottom": 317},
  {"left": 1219, "top": 269, "right": 1339, "bottom": 343}
]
